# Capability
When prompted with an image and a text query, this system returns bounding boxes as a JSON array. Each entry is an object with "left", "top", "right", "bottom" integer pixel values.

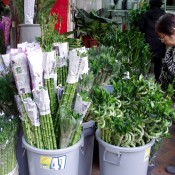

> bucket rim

[
  {"left": 22, "top": 133, "right": 84, "bottom": 155},
  {"left": 82, "top": 120, "right": 95, "bottom": 129},
  {"left": 96, "top": 129, "right": 155, "bottom": 153}
]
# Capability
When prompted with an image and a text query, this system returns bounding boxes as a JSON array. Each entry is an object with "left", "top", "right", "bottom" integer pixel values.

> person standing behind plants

[
  {"left": 155, "top": 12, "right": 175, "bottom": 174},
  {"left": 140, "top": 0, "right": 166, "bottom": 82}
]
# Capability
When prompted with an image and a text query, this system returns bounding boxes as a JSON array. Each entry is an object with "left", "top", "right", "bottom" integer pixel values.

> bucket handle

[{"left": 103, "top": 149, "right": 122, "bottom": 166}]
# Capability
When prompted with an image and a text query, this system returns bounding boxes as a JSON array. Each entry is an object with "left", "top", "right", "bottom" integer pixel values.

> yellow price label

[
  {"left": 40, "top": 156, "right": 52, "bottom": 169},
  {"left": 144, "top": 147, "right": 151, "bottom": 161}
]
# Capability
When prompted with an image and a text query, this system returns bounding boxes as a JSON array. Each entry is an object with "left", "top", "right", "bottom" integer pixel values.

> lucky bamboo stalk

[
  {"left": 20, "top": 94, "right": 35, "bottom": 146},
  {"left": 33, "top": 88, "right": 57, "bottom": 149}
]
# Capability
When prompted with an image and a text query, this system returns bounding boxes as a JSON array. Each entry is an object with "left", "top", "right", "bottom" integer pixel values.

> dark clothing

[
  {"left": 140, "top": 7, "right": 166, "bottom": 82},
  {"left": 140, "top": 7, "right": 166, "bottom": 58},
  {"left": 154, "top": 56, "right": 162, "bottom": 81}
]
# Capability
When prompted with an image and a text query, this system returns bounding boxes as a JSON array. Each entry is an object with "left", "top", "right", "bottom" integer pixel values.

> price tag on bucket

[
  {"left": 144, "top": 147, "right": 151, "bottom": 161},
  {"left": 40, "top": 155, "right": 66, "bottom": 170}
]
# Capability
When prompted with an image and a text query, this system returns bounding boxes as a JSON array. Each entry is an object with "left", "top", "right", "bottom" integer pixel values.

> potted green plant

[
  {"left": 101, "top": 28, "right": 152, "bottom": 77},
  {"left": 85, "top": 32, "right": 153, "bottom": 175},
  {"left": 90, "top": 75, "right": 175, "bottom": 175},
  {"left": 74, "top": 71, "right": 95, "bottom": 175},
  {"left": 87, "top": 45, "right": 122, "bottom": 86},
  {"left": 10, "top": 32, "right": 89, "bottom": 174},
  {"left": 0, "top": 63, "right": 19, "bottom": 175},
  {"left": 0, "top": 114, "right": 19, "bottom": 175},
  {"left": 87, "top": 27, "right": 152, "bottom": 87},
  {"left": 12, "top": 0, "right": 56, "bottom": 43},
  {"left": 128, "top": 1, "right": 149, "bottom": 29},
  {"left": 75, "top": 8, "right": 117, "bottom": 47}
]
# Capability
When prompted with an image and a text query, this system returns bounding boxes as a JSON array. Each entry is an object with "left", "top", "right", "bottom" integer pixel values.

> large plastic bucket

[
  {"left": 96, "top": 129, "right": 155, "bottom": 175},
  {"left": 79, "top": 120, "right": 96, "bottom": 175},
  {"left": 22, "top": 134, "right": 84, "bottom": 175},
  {"left": 18, "top": 24, "right": 41, "bottom": 43}
]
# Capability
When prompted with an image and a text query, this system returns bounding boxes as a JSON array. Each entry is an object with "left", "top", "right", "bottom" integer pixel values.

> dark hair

[
  {"left": 155, "top": 13, "right": 175, "bottom": 35},
  {"left": 149, "top": 0, "right": 162, "bottom": 8}
]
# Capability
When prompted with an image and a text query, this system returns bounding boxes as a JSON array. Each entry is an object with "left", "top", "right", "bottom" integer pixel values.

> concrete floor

[
  {"left": 91, "top": 124, "right": 175, "bottom": 175},
  {"left": 151, "top": 124, "right": 175, "bottom": 175}
]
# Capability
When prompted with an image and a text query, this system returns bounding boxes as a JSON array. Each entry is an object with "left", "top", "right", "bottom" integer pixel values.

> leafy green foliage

[
  {"left": 59, "top": 106, "right": 81, "bottom": 148},
  {"left": 0, "top": 115, "right": 18, "bottom": 144},
  {"left": 75, "top": 8, "right": 117, "bottom": 40},
  {"left": 101, "top": 28, "right": 152, "bottom": 77},
  {"left": 79, "top": 72, "right": 94, "bottom": 89},
  {"left": 12, "top": 0, "right": 56, "bottom": 24},
  {"left": 64, "top": 37, "right": 82, "bottom": 50},
  {"left": 88, "top": 45, "right": 121, "bottom": 85},
  {"left": 128, "top": 2, "right": 149, "bottom": 29},
  {"left": 0, "top": 72, "right": 18, "bottom": 116},
  {"left": 90, "top": 75, "right": 175, "bottom": 147},
  {"left": 36, "top": 0, "right": 55, "bottom": 23},
  {"left": 0, "top": 114, "right": 18, "bottom": 175},
  {"left": 0, "top": 1, "right": 10, "bottom": 19},
  {"left": 13, "top": 0, "right": 24, "bottom": 23},
  {"left": 37, "top": 14, "right": 66, "bottom": 51}
]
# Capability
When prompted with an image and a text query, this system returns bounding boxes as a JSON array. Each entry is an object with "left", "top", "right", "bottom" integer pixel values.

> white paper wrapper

[
  {"left": 74, "top": 93, "right": 91, "bottom": 117},
  {"left": 1, "top": 54, "right": 10, "bottom": 68},
  {"left": 10, "top": 48, "right": 19, "bottom": 54},
  {"left": 14, "top": 95, "right": 25, "bottom": 121},
  {"left": 53, "top": 42, "right": 69, "bottom": 67},
  {"left": 42, "top": 51, "right": 56, "bottom": 79},
  {"left": 23, "top": 97, "right": 40, "bottom": 126},
  {"left": 0, "top": 55, "right": 5, "bottom": 73},
  {"left": 24, "top": 0, "right": 35, "bottom": 24},
  {"left": 81, "top": 56, "right": 89, "bottom": 74},
  {"left": 53, "top": 42, "right": 69, "bottom": 58},
  {"left": 58, "top": 56, "right": 68, "bottom": 68},
  {"left": 17, "top": 42, "right": 39, "bottom": 52},
  {"left": 27, "top": 49, "right": 43, "bottom": 89},
  {"left": 11, "top": 52, "right": 31, "bottom": 94},
  {"left": 67, "top": 48, "right": 89, "bottom": 83},
  {"left": 32, "top": 88, "right": 51, "bottom": 115}
]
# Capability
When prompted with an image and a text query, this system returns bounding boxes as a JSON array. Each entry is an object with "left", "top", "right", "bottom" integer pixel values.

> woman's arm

[
  {"left": 165, "top": 47, "right": 175, "bottom": 75},
  {"left": 159, "top": 48, "right": 175, "bottom": 91},
  {"left": 159, "top": 63, "right": 174, "bottom": 91}
]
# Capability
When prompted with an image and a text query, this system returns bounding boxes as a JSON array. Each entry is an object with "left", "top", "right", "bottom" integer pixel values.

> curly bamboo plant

[{"left": 90, "top": 75, "right": 175, "bottom": 147}]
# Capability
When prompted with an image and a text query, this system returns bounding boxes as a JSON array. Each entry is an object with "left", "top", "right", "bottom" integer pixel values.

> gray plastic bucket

[
  {"left": 96, "top": 129, "right": 155, "bottom": 175},
  {"left": 18, "top": 24, "right": 41, "bottom": 43},
  {"left": 22, "top": 134, "right": 84, "bottom": 175},
  {"left": 79, "top": 120, "right": 96, "bottom": 175}
]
